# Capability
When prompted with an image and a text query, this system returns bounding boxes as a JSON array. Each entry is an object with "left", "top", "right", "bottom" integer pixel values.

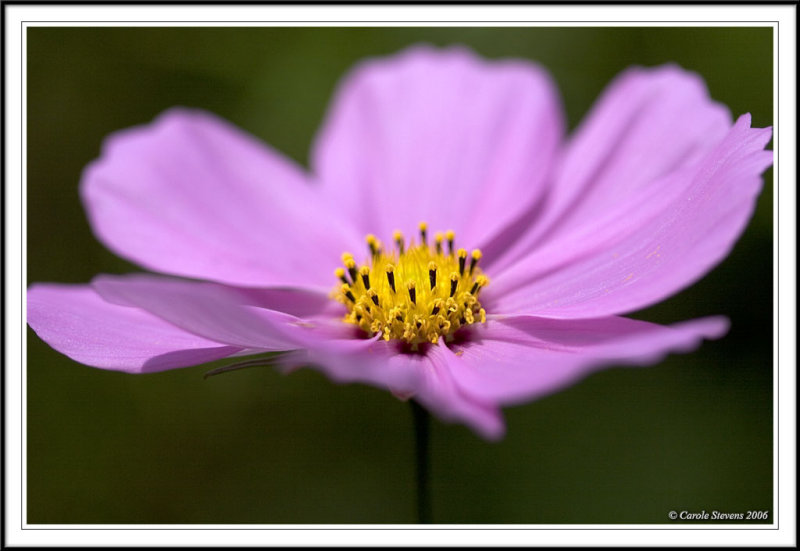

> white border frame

[{"left": 5, "top": 4, "right": 796, "bottom": 547}]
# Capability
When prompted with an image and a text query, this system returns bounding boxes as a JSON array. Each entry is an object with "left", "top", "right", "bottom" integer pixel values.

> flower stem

[{"left": 410, "top": 399, "right": 431, "bottom": 524}]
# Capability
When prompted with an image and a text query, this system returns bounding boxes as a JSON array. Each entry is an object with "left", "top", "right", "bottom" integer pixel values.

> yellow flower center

[{"left": 334, "top": 222, "right": 488, "bottom": 348}]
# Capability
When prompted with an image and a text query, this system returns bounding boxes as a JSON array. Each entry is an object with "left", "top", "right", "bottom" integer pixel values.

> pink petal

[
  {"left": 547, "top": 65, "right": 733, "bottom": 236},
  {"left": 276, "top": 335, "right": 421, "bottom": 398},
  {"left": 312, "top": 45, "right": 563, "bottom": 249},
  {"left": 486, "top": 64, "right": 733, "bottom": 272},
  {"left": 81, "top": 108, "right": 361, "bottom": 290},
  {"left": 279, "top": 334, "right": 504, "bottom": 439},
  {"left": 27, "top": 283, "right": 242, "bottom": 373},
  {"left": 91, "top": 273, "right": 421, "bottom": 383},
  {"left": 489, "top": 115, "right": 772, "bottom": 318},
  {"left": 445, "top": 314, "right": 729, "bottom": 405},
  {"left": 91, "top": 273, "right": 322, "bottom": 350},
  {"left": 414, "top": 342, "right": 506, "bottom": 440},
  {"left": 89, "top": 273, "right": 424, "bottom": 390}
]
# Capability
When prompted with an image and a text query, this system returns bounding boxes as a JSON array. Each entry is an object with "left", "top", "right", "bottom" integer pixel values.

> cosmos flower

[{"left": 27, "top": 46, "right": 772, "bottom": 439}]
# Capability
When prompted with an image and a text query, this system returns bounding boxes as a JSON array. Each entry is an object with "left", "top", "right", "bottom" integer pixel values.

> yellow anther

[
  {"left": 335, "top": 267, "right": 347, "bottom": 283},
  {"left": 341, "top": 284, "right": 356, "bottom": 303},
  {"left": 428, "top": 261, "right": 438, "bottom": 290},
  {"left": 469, "top": 249, "right": 482, "bottom": 275},
  {"left": 457, "top": 248, "right": 468, "bottom": 276},
  {"left": 407, "top": 281, "right": 416, "bottom": 304},
  {"left": 359, "top": 265, "right": 371, "bottom": 289},
  {"left": 449, "top": 272, "right": 459, "bottom": 297},
  {"left": 393, "top": 230, "right": 405, "bottom": 254},
  {"left": 386, "top": 263, "right": 396, "bottom": 293},
  {"left": 366, "top": 234, "right": 380, "bottom": 255},
  {"left": 470, "top": 275, "right": 489, "bottom": 296},
  {"left": 343, "top": 255, "right": 358, "bottom": 281},
  {"left": 445, "top": 230, "right": 456, "bottom": 255},
  {"left": 366, "top": 288, "right": 379, "bottom": 306},
  {"left": 464, "top": 308, "right": 474, "bottom": 324},
  {"left": 434, "top": 232, "right": 444, "bottom": 254}
]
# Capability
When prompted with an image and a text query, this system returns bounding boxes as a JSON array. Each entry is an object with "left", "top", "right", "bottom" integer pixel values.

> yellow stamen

[
  {"left": 434, "top": 232, "right": 444, "bottom": 255},
  {"left": 449, "top": 272, "right": 459, "bottom": 297},
  {"left": 366, "top": 288, "right": 379, "bottom": 306},
  {"left": 342, "top": 253, "right": 358, "bottom": 282},
  {"left": 334, "top": 228, "right": 490, "bottom": 346},
  {"left": 386, "top": 264, "right": 396, "bottom": 293},
  {"left": 359, "top": 265, "right": 371, "bottom": 290},
  {"left": 445, "top": 230, "right": 455, "bottom": 255},
  {"left": 366, "top": 234, "right": 380, "bottom": 256},
  {"left": 393, "top": 230, "right": 405, "bottom": 255},
  {"left": 469, "top": 249, "right": 482, "bottom": 275},
  {"left": 428, "top": 261, "right": 437, "bottom": 290},
  {"left": 457, "top": 248, "right": 467, "bottom": 276},
  {"left": 341, "top": 284, "right": 356, "bottom": 303}
]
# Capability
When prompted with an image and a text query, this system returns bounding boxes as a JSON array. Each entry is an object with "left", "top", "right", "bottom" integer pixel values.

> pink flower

[{"left": 27, "top": 46, "right": 772, "bottom": 440}]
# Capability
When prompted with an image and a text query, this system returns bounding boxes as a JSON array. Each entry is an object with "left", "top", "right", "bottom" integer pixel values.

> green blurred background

[{"left": 26, "top": 27, "right": 773, "bottom": 524}]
